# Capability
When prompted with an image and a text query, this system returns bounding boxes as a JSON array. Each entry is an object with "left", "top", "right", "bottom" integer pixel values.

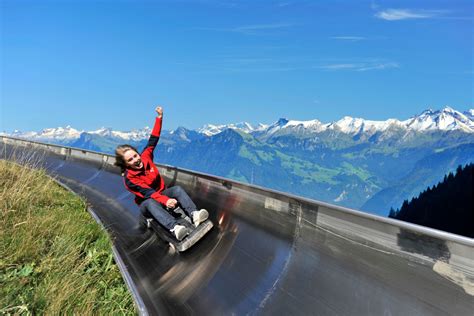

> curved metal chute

[{"left": 2, "top": 136, "right": 473, "bottom": 315}]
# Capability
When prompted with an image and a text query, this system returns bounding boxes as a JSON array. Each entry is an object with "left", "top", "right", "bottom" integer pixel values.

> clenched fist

[
  {"left": 156, "top": 106, "right": 163, "bottom": 118},
  {"left": 166, "top": 198, "right": 177, "bottom": 209}
]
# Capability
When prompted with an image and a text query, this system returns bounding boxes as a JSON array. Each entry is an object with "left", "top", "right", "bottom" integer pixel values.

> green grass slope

[{"left": 0, "top": 160, "right": 135, "bottom": 315}]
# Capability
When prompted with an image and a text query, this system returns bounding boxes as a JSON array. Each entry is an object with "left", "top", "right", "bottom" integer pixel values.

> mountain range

[{"left": 3, "top": 106, "right": 473, "bottom": 216}]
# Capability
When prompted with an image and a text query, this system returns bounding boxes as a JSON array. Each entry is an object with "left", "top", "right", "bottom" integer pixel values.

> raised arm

[{"left": 141, "top": 106, "right": 163, "bottom": 160}]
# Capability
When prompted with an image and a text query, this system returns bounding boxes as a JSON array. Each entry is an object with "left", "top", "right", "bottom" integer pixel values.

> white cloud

[
  {"left": 356, "top": 62, "right": 399, "bottom": 71},
  {"left": 234, "top": 23, "right": 293, "bottom": 33},
  {"left": 223, "top": 66, "right": 301, "bottom": 73},
  {"left": 318, "top": 62, "right": 399, "bottom": 72},
  {"left": 195, "top": 23, "right": 294, "bottom": 35},
  {"left": 318, "top": 64, "right": 361, "bottom": 70},
  {"left": 277, "top": 2, "right": 292, "bottom": 7},
  {"left": 331, "top": 36, "right": 366, "bottom": 42},
  {"left": 375, "top": 9, "right": 446, "bottom": 21},
  {"left": 370, "top": 1, "right": 380, "bottom": 10}
]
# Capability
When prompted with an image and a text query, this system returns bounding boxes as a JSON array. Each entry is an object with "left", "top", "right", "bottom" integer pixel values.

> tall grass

[{"left": 0, "top": 159, "right": 135, "bottom": 315}]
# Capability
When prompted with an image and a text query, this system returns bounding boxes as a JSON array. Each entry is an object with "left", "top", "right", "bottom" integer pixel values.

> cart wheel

[{"left": 168, "top": 242, "right": 177, "bottom": 254}]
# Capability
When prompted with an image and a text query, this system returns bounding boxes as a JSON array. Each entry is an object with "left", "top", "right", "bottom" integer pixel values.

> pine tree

[{"left": 392, "top": 163, "right": 473, "bottom": 238}]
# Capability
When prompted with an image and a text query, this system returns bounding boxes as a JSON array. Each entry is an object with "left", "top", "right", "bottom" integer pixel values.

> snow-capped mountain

[
  {"left": 195, "top": 107, "right": 472, "bottom": 139},
  {"left": 263, "top": 118, "right": 327, "bottom": 136},
  {"left": 464, "top": 109, "right": 474, "bottom": 120},
  {"left": 3, "top": 107, "right": 473, "bottom": 143},
  {"left": 5, "top": 126, "right": 83, "bottom": 142},
  {"left": 198, "top": 122, "right": 268, "bottom": 136},
  {"left": 327, "top": 117, "right": 404, "bottom": 134},
  {"left": 88, "top": 126, "right": 152, "bottom": 141},
  {"left": 5, "top": 126, "right": 153, "bottom": 143},
  {"left": 402, "top": 107, "right": 473, "bottom": 132},
  {"left": 251, "top": 107, "right": 474, "bottom": 138},
  {"left": 167, "top": 127, "right": 203, "bottom": 142}
]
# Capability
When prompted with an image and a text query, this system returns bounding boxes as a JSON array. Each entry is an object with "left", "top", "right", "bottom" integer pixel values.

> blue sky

[{"left": 1, "top": 0, "right": 473, "bottom": 132}]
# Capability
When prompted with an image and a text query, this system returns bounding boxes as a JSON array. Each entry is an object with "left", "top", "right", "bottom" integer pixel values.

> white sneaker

[
  {"left": 170, "top": 224, "right": 188, "bottom": 241},
  {"left": 192, "top": 209, "right": 209, "bottom": 227}
]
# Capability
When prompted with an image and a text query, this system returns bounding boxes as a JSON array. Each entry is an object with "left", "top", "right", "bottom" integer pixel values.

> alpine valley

[{"left": 4, "top": 107, "right": 473, "bottom": 216}]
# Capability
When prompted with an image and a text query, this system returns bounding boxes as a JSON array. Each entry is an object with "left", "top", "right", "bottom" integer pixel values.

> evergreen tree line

[{"left": 389, "top": 163, "right": 473, "bottom": 238}]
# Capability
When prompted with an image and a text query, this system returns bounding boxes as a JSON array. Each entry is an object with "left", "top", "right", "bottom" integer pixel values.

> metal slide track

[{"left": 2, "top": 136, "right": 473, "bottom": 315}]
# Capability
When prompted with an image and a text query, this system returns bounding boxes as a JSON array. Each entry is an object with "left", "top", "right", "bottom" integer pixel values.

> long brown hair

[{"left": 115, "top": 144, "right": 139, "bottom": 175}]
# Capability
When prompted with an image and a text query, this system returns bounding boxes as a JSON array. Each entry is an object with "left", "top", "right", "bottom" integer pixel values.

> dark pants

[{"left": 139, "top": 185, "right": 198, "bottom": 230}]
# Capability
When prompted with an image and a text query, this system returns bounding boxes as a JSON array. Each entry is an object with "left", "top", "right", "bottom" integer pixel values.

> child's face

[{"left": 123, "top": 150, "right": 143, "bottom": 170}]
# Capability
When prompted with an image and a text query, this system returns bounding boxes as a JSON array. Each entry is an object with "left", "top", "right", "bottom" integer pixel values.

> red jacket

[{"left": 123, "top": 116, "right": 170, "bottom": 206}]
